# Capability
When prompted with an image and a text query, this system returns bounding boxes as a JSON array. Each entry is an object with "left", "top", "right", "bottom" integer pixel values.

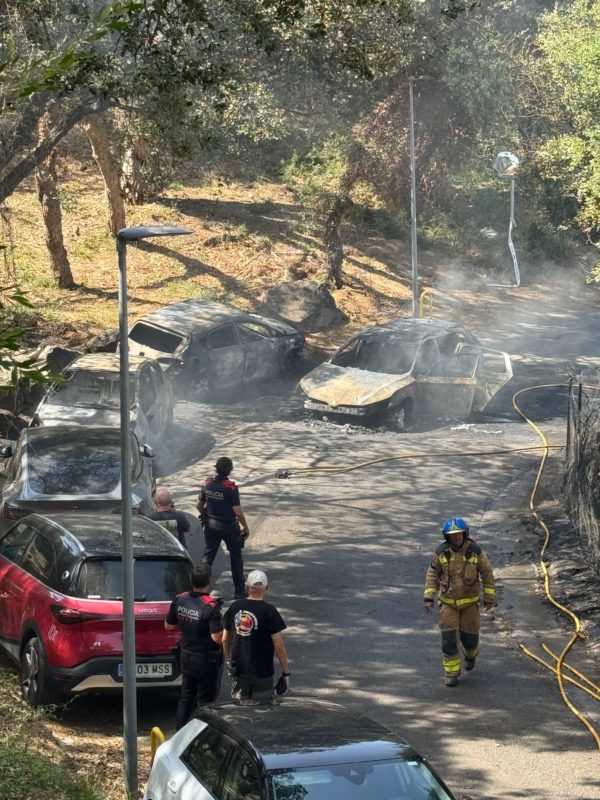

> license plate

[
  {"left": 305, "top": 400, "right": 363, "bottom": 416},
  {"left": 117, "top": 662, "right": 172, "bottom": 678}
]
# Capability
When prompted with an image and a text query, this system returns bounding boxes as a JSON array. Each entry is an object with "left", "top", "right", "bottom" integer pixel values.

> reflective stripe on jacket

[{"left": 424, "top": 537, "right": 496, "bottom": 607}]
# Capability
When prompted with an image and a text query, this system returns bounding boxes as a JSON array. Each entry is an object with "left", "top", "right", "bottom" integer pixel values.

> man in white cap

[{"left": 222, "top": 569, "right": 290, "bottom": 703}]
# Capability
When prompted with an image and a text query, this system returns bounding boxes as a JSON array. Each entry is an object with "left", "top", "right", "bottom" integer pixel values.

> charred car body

[
  {"left": 126, "top": 300, "right": 304, "bottom": 399},
  {"left": 300, "top": 318, "right": 512, "bottom": 429},
  {"left": 0, "top": 426, "right": 155, "bottom": 531},
  {"left": 32, "top": 353, "right": 175, "bottom": 450}
]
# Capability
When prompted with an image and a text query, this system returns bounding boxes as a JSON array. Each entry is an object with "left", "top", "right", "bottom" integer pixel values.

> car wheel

[
  {"left": 21, "top": 637, "right": 62, "bottom": 707},
  {"left": 387, "top": 399, "right": 412, "bottom": 431}
]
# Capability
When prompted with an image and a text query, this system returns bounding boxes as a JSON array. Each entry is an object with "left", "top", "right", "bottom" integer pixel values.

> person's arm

[
  {"left": 165, "top": 599, "right": 179, "bottom": 630},
  {"left": 222, "top": 628, "right": 231, "bottom": 660},
  {"left": 165, "top": 620, "right": 178, "bottom": 630},
  {"left": 272, "top": 632, "right": 290, "bottom": 675},
  {"left": 211, "top": 630, "right": 223, "bottom": 645},
  {"left": 479, "top": 551, "right": 497, "bottom": 609},
  {"left": 233, "top": 505, "right": 249, "bottom": 536},
  {"left": 423, "top": 555, "right": 440, "bottom": 611}
]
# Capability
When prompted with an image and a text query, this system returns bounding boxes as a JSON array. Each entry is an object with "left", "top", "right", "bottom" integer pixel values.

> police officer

[
  {"left": 165, "top": 564, "right": 224, "bottom": 729},
  {"left": 424, "top": 517, "right": 496, "bottom": 687},
  {"left": 196, "top": 456, "right": 250, "bottom": 599}
]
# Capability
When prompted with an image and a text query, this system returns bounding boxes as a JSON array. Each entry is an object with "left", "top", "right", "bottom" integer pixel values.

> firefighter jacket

[{"left": 424, "top": 537, "right": 496, "bottom": 609}]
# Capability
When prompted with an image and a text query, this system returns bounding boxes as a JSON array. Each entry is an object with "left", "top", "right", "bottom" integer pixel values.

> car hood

[
  {"left": 36, "top": 404, "right": 122, "bottom": 428},
  {"left": 300, "top": 364, "right": 414, "bottom": 406}
]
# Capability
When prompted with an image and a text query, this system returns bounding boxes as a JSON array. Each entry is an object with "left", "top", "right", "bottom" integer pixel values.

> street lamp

[
  {"left": 117, "top": 224, "right": 191, "bottom": 798},
  {"left": 408, "top": 75, "right": 433, "bottom": 317},
  {"left": 493, "top": 151, "right": 521, "bottom": 287}
]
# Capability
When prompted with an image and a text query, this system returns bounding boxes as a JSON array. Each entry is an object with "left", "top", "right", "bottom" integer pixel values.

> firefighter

[{"left": 424, "top": 517, "right": 496, "bottom": 686}]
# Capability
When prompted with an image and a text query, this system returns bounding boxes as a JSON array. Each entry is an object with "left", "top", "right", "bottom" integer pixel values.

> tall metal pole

[
  {"left": 508, "top": 177, "right": 521, "bottom": 287},
  {"left": 117, "top": 236, "right": 137, "bottom": 798},
  {"left": 409, "top": 76, "right": 419, "bottom": 317}
]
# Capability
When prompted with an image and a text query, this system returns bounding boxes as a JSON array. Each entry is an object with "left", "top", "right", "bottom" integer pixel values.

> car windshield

[
  {"left": 74, "top": 558, "right": 192, "bottom": 601},
  {"left": 48, "top": 371, "right": 134, "bottom": 408},
  {"left": 331, "top": 334, "right": 419, "bottom": 375},
  {"left": 25, "top": 439, "right": 122, "bottom": 495},
  {"left": 129, "top": 322, "right": 184, "bottom": 355},
  {"left": 269, "top": 758, "right": 453, "bottom": 800}
]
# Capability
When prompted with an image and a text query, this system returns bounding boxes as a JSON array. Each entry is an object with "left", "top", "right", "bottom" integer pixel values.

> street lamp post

[
  {"left": 493, "top": 151, "right": 521, "bottom": 287},
  {"left": 408, "top": 76, "right": 418, "bottom": 317},
  {"left": 117, "top": 225, "right": 191, "bottom": 799}
]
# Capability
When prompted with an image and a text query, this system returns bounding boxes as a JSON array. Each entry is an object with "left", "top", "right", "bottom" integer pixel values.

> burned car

[
  {"left": 300, "top": 318, "right": 512, "bottom": 429},
  {"left": 0, "top": 426, "right": 155, "bottom": 532},
  {"left": 32, "top": 353, "right": 175, "bottom": 450},
  {"left": 126, "top": 300, "right": 304, "bottom": 399}
]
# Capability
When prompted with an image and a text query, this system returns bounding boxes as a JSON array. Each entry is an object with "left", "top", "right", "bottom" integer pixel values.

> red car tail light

[{"left": 50, "top": 604, "right": 107, "bottom": 625}]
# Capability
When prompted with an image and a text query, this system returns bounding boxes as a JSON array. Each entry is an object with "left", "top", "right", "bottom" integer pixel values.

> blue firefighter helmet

[{"left": 442, "top": 517, "right": 469, "bottom": 540}]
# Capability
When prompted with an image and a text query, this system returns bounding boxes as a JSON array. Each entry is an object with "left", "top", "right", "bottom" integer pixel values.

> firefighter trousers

[{"left": 439, "top": 602, "right": 480, "bottom": 678}]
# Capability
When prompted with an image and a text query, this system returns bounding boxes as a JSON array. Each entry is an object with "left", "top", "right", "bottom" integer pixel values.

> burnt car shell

[
  {"left": 125, "top": 300, "right": 304, "bottom": 399},
  {"left": 300, "top": 317, "right": 512, "bottom": 428}
]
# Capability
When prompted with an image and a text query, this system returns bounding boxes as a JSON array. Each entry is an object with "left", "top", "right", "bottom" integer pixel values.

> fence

[{"left": 564, "top": 373, "right": 600, "bottom": 569}]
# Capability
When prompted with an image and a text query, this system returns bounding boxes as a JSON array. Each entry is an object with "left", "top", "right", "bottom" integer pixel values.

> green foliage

[
  {"left": 0, "top": 286, "right": 53, "bottom": 389},
  {"left": 282, "top": 135, "right": 350, "bottom": 211}
]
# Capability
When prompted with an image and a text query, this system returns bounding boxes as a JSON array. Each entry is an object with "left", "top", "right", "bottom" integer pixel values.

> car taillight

[{"left": 50, "top": 604, "right": 106, "bottom": 624}]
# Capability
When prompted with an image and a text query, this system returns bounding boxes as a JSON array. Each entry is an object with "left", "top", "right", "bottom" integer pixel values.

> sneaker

[
  {"left": 465, "top": 658, "right": 476, "bottom": 672},
  {"left": 444, "top": 676, "right": 458, "bottom": 687}
]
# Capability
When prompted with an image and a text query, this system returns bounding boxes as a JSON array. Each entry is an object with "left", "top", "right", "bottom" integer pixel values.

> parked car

[
  {"left": 32, "top": 353, "right": 175, "bottom": 450},
  {"left": 0, "top": 426, "right": 155, "bottom": 532},
  {"left": 126, "top": 300, "right": 304, "bottom": 399},
  {"left": 300, "top": 317, "right": 512, "bottom": 429},
  {"left": 0, "top": 513, "right": 192, "bottom": 706},
  {"left": 145, "top": 697, "right": 471, "bottom": 800}
]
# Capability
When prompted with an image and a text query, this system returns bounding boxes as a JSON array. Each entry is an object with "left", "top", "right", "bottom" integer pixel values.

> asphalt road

[{"left": 152, "top": 273, "right": 600, "bottom": 800}]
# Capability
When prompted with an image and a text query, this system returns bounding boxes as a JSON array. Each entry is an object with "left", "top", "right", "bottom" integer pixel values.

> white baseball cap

[{"left": 246, "top": 569, "right": 268, "bottom": 588}]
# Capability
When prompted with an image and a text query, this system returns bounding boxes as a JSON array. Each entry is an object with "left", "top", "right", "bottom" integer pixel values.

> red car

[{"left": 0, "top": 513, "right": 193, "bottom": 706}]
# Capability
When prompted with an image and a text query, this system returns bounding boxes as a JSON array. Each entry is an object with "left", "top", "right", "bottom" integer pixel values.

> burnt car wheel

[
  {"left": 21, "top": 637, "right": 62, "bottom": 707},
  {"left": 386, "top": 399, "right": 413, "bottom": 431}
]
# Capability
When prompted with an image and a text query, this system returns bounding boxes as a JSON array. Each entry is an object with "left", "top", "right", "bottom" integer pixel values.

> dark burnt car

[
  {"left": 300, "top": 317, "right": 512, "bottom": 430},
  {"left": 126, "top": 300, "right": 304, "bottom": 399},
  {"left": 0, "top": 426, "right": 155, "bottom": 533},
  {"left": 145, "top": 698, "right": 472, "bottom": 800},
  {"left": 0, "top": 513, "right": 191, "bottom": 706}
]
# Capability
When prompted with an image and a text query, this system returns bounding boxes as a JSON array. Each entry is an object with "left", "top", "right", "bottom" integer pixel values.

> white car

[{"left": 32, "top": 353, "right": 175, "bottom": 450}]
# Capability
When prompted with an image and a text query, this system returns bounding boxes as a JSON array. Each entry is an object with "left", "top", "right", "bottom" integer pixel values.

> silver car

[
  {"left": 300, "top": 318, "right": 512, "bottom": 429},
  {"left": 0, "top": 426, "right": 155, "bottom": 531},
  {"left": 32, "top": 353, "right": 175, "bottom": 450},
  {"left": 126, "top": 300, "right": 304, "bottom": 399}
]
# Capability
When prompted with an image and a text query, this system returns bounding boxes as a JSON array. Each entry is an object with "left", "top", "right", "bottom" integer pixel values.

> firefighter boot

[
  {"left": 465, "top": 657, "right": 476, "bottom": 671},
  {"left": 444, "top": 675, "right": 458, "bottom": 687}
]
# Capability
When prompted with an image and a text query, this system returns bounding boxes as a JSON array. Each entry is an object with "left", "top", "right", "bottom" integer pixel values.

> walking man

[
  {"left": 222, "top": 569, "right": 290, "bottom": 704},
  {"left": 197, "top": 457, "right": 250, "bottom": 599},
  {"left": 150, "top": 486, "right": 191, "bottom": 549},
  {"left": 424, "top": 516, "right": 496, "bottom": 687},
  {"left": 165, "top": 564, "right": 224, "bottom": 729}
]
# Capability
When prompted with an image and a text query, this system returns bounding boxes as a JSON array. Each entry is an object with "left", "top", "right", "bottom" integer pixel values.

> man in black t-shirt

[
  {"left": 165, "top": 564, "right": 223, "bottom": 729},
  {"left": 197, "top": 456, "right": 250, "bottom": 599},
  {"left": 222, "top": 569, "right": 290, "bottom": 704},
  {"left": 150, "top": 487, "right": 191, "bottom": 549}
]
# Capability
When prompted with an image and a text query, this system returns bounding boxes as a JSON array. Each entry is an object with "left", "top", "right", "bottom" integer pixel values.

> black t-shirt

[
  {"left": 166, "top": 591, "right": 223, "bottom": 653},
  {"left": 223, "top": 599, "right": 286, "bottom": 679},
  {"left": 149, "top": 510, "right": 190, "bottom": 547},
  {"left": 200, "top": 476, "right": 240, "bottom": 526}
]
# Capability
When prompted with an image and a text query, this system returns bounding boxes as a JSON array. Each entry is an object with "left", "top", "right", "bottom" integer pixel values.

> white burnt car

[
  {"left": 300, "top": 318, "right": 512, "bottom": 429},
  {"left": 32, "top": 353, "right": 174, "bottom": 450},
  {"left": 126, "top": 300, "right": 304, "bottom": 400}
]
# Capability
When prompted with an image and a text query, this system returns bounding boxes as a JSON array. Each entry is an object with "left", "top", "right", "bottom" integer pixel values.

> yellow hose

[{"left": 512, "top": 383, "right": 600, "bottom": 749}]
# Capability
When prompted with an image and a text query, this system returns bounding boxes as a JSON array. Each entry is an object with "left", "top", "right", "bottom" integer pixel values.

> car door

[
  {"left": 471, "top": 346, "right": 513, "bottom": 411},
  {"left": 0, "top": 521, "right": 38, "bottom": 660},
  {"left": 177, "top": 724, "right": 238, "bottom": 800},
  {"left": 204, "top": 325, "right": 244, "bottom": 392},
  {"left": 237, "top": 320, "right": 281, "bottom": 383},
  {"left": 414, "top": 337, "right": 478, "bottom": 418}
]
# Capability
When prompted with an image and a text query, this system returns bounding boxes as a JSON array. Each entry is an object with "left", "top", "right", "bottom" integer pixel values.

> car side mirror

[
  {"left": 0, "top": 444, "right": 13, "bottom": 458},
  {"left": 140, "top": 444, "right": 155, "bottom": 458}
]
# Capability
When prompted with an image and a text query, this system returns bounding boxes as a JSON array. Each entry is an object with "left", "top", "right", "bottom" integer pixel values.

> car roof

[
  {"left": 197, "top": 698, "right": 417, "bottom": 770},
  {"left": 65, "top": 353, "right": 149, "bottom": 373},
  {"left": 20, "top": 425, "right": 122, "bottom": 447},
  {"left": 19, "top": 513, "right": 189, "bottom": 559},
  {"left": 362, "top": 317, "right": 464, "bottom": 340},
  {"left": 130, "top": 300, "right": 251, "bottom": 337}
]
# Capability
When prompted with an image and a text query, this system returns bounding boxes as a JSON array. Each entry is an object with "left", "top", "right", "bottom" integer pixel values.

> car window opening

[
  {"left": 49, "top": 372, "right": 135, "bottom": 408},
  {"left": 129, "top": 323, "right": 184, "bottom": 354},
  {"left": 332, "top": 336, "right": 419, "bottom": 375}
]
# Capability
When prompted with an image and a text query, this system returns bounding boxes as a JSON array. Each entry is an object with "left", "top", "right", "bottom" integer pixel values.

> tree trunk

[
  {"left": 121, "top": 137, "right": 154, "bottom": 204},
  {"left": 324, "top": 204, "right": 345, "bottom": 290},
  {"left": 80, "top": 115, "right": 126, "bottom": 236},
  {"left": 35, "top": 109, "right": 75, "bottom": 289}
]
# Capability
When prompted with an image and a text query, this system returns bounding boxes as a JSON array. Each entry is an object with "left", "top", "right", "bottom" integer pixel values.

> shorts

[{"left": 231, "top": 675, "right": 274, "bottom": 702}]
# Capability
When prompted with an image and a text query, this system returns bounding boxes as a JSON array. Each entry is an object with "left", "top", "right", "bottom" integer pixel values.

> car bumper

[
  {"left": 303, "top": 399, "right": 371, "bottom": 417},
  {"left": 47, "top": 655, "right": 182, "bottom": 694}
]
